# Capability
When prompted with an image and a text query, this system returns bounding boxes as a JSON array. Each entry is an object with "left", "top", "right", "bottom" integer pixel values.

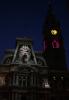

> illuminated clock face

[{"left": 51, "top": 29, "right": 58, "bottom": 35}]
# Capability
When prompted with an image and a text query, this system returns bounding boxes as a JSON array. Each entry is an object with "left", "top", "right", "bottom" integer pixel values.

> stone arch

[
  {"left": 36, "top": 56, "right": 47, "bottom": 66},
  {"left": 2, "top": 55, "right": 13, "bottom": 64}
]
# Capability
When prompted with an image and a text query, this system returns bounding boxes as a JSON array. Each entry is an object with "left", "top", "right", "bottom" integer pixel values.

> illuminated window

[
  {"left": 61, "top": 76, "right": 64, "bottom": 80},
  {"left": 0, "top": 76, "right": 5, "bottom": 86},
  {"left": 53, "top": 76, "right": 56, "bottom": 80},
  {"left": 42, "top": 79, "right": 50, "bottom": 88},
  {"left": 52, "top": 40, "right": 60, "bottom": 48},
  {"left": 18, "top": 75, "right": 27, "bottom": 87}
]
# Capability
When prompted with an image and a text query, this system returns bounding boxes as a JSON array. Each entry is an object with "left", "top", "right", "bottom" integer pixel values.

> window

[
  {"left": 0, "top": 76, "right": 5, "bottom": 86},
  {"left": 52, "top": 39, "right": 60, "bottom": 48}
]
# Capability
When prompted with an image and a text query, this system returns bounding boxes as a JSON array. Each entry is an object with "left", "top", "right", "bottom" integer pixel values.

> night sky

[{"left": 0, "top": 0, "right": 69, "bottom": 69}]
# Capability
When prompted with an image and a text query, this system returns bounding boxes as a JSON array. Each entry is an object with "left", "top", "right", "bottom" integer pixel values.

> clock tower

[{"left": 43, "top": 3, "right": 67, "bottom": 70}]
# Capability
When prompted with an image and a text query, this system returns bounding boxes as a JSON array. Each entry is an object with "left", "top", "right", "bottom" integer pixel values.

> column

[
  {"left": 13, "top": 73, "right": 16, "bottom": 86},
  {"left": 15, "top": 93, "right": 18, "bottom": 100},
  {"left": 11, "top": 92, "right": 15, "bottom": 100},
  {"left": 16, "top": 75, "right": 19, "bottom": 86}
]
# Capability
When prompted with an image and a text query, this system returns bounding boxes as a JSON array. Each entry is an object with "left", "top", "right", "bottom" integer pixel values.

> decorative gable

[{"left": 12, "top": 37, "right": 37, "bottom": 65}]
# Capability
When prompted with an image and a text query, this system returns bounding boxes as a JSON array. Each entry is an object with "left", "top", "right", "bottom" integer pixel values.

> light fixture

[{"left": 51, "top": 29, "right": 58, "bottom": 35}]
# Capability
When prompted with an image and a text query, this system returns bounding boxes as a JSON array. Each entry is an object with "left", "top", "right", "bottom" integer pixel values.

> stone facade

[{"left": 0, "top": 38, "right": 69, "bottom": 100}]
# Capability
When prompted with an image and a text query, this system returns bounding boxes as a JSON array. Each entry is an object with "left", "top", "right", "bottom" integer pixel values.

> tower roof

[
  {"left": 45, "top": 0, "right": 60, "bottom": 28},
  {"left": 43, "top": 0, "right": 60, "bottom": 36}
]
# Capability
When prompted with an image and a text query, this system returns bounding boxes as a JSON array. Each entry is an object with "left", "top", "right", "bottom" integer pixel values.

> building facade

[{"left": 0, "top": 3, "right": 69, "bottom": 100}]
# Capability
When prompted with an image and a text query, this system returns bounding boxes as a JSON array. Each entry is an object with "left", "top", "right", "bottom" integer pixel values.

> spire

[
  {"left": 43, "top": 0, "right": 60, "bottom": 31},
  {"left": 43, "top": 0, "right": 60, "bottom": 37},
  {"left": 47, "top": 0, "right": 54, "bottom": 16},
  {"left": 47, "top": 0, "right": 56, "bottom": 21}
]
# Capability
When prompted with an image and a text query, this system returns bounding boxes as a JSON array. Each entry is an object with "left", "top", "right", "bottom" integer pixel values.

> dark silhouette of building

[
  {"left": 0, "top": 2, "right": 69, "bottom": 100},
  {"left": 43, "top": 3, "right": 67, "bottom": 70}
]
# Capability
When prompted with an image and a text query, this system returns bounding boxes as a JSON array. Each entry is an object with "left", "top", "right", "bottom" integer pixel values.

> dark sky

[{"left": 0, "top": 0, "right": 69, "bottom": 69}]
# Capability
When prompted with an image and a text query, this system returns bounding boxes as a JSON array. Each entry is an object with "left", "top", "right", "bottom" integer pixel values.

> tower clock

[{"left": 43, "top": 4, "right": 67, "bottom": 70}]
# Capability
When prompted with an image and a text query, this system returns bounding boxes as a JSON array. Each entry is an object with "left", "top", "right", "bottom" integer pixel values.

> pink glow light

[{"left": 52, "top": 39, "right": 60, "bottom": 48}]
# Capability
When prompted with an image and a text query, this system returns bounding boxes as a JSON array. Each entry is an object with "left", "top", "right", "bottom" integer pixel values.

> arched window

[
  {"left": 52, "top": 39, "right": 60, "bottom": 48},
  {"left": 3, "top": 56, "right": 13, "bottom": 64}
]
